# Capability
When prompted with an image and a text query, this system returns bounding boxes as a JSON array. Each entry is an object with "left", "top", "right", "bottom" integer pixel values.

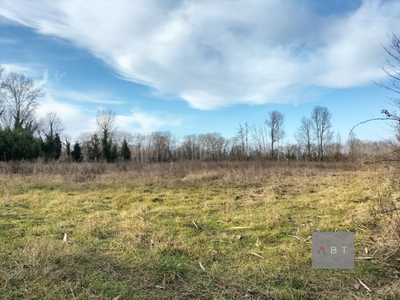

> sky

[{"left": 1, "top": 0, "right": 400, "bottom": 143}]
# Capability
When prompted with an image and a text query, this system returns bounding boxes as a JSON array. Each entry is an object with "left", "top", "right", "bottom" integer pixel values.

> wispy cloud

[
  {"left": 1, "top": 62, "right": 42, "bottom": 77},
  {"left": 0, "top": 37, "right": 19, "bottom": 44},
  {"left": 1, "top": 0, "right": 399, "bottom": 109},
  {"left": 48, "top": 89, "right": 126, "bottom": 105}
]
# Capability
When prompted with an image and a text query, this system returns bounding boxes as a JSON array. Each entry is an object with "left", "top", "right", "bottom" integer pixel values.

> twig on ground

[
  {"left": 199, "top": 261, "right": 206, "bottom": 271},
  {"left": 287, "top": 228, "right": 312, "bottom": 243},
  {"left": 249, "top": 252, "right": 264, "bottom": 259},
  {"left": 357, "top": 278, "right": 372, "bottom": 293},
  {"left": 192, "top": 221, "right": 199, "bottom": 229}
]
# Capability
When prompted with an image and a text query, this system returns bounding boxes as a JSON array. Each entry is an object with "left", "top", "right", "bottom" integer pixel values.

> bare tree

[
  {"left": 235, "top": 124, "right": 246, "bottom": 158},
  {"left": 39, "top": 112, "right": 65, "bottom": 139},
  {"left": 151, "top": 131, "right": 173, "bottom": 162},
  {"left": 96, "top": 108, "right": 118, "bottom": 162},
  {"left": 96, "top": 108, "right": 117, "bottom": 136},
  {"left": 113, "top": 131, "right": 134, "bottom": 147},
  {"left": 133, "top": 133, "right": 146, "bottom": 162},
  {"left": 78, "top": 132, "right": 93, "bottom": 160},
  {"left": 251, "top": 123, "right": 264, "bottom": 157},
  {"left": 1, "top": 72, "right": 45, "bottom": 129},
  {"left": 265, "top": 110, "right": 285, "bottom": 159},
  {"left": 375, "top": 33, "right": 400, "bottom": 122},
  {"left": 334, "top": 132, "right": 342, "bottom": 160},
  {"left": 198, "top": 133, "right": 227, "bottom": 161},
  {"left": 372, "top": 32, "right": 400, "bottom": 158},
  {"left": 294, "top": 116, "right": 314, "bottom": 159},
  {"left": 0, "top": 109, "right": 13, "bottom": 129},
  {"left": 344, "top": 34, "right": 400, "bottom": 145},
  {"left": 311, "top": 106, "right": 333, "bottom": 160},
  {"left": 182, "top": 134, "right": 197, "bottom": 160},
  {"left": 63, "top": 135, "right": 72, "bottom": 160}
]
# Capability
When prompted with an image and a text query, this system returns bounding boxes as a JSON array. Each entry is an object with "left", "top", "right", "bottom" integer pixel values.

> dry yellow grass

[{"left": 0, "top": 161, "right": 399, "bottom": 299}]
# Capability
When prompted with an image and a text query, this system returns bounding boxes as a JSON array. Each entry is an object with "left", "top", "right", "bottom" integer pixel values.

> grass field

[{"left": 0, "top": 161, "right": 399, "bottom": 299}]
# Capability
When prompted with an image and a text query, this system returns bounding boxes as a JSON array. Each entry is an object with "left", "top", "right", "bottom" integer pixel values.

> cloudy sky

[{"left": 1, "top": 0, "right": 399, "bottom": 141}]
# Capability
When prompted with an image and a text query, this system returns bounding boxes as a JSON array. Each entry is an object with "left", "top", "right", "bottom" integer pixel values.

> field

[{"left": 0, "top": 161, "right": 399, "bottom": 299}]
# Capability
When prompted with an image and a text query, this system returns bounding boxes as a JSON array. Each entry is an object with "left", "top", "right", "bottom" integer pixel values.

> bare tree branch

[
  {"left": 96, "top": 108, "right": 117, "bottom": 135},
  {"left": 0, "top": 72, "right": 45, "bottom": 129},
  {"left": 39, "top": 111, "right": 65, "bottom": 139}
]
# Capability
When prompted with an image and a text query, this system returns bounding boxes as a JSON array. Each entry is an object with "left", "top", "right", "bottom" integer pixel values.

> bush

[{"left": 0, "top": 128, "right": 42, "bottom": 161}]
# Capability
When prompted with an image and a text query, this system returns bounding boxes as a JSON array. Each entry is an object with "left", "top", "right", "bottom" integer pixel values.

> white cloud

[
  {"left": 1, "top": 0, "right": 399, "bottom": 109},
  {"left": 38, "top": 95, "right": 93, "bottom": 139},
  {"left": 116, "top": 109, "right": 182, "bottom": 135},
  {"left": 38, "top": 96, "right": 180, "bottom": 139}
]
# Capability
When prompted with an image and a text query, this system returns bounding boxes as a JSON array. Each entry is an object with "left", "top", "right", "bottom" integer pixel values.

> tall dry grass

[{"left": 0, "top": 160, "right": 363, "bottom": 181}]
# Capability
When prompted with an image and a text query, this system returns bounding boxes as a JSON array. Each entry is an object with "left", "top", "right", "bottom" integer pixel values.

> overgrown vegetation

[{"left": 0, "top": 161, "right": 399, "bottom": 299}]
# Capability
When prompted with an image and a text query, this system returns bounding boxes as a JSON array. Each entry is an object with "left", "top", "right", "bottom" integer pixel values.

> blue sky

[{"left": 1, "top": 0, "right": 399, "bottom": 143}]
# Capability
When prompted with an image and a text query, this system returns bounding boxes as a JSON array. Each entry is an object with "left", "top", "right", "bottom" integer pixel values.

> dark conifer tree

[
  {"left": 71, "top": 142, "right": 83, "bottom": 162},
  {"left": 88, "top": 134, "right": 101, "bottom": 161},
  {"left": 54, "top": 133, "right": 62, "bottom": 160},
  {"left": 0, "top": 128, "right": 42, "bottom": 161},
  {"left": 65, "top": 137, "right": 71, "bottom": 159},
  {"left": 102, "top": 131, "right": 111, "bottom": 162},
  {"left": 120, "top": 139, "right": 131, "bottom": 160},
  {"left": 111, "top": 143, "right": 118, "bottom": 162}
]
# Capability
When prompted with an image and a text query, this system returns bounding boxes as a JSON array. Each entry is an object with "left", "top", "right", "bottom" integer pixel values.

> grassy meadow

[{"left": 0, "top": 161, "right": 399, "bottom": 299}]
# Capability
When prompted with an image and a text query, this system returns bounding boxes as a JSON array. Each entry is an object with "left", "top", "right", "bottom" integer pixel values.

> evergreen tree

[
  {"left": 0, "top": 128, "right": 42, "bottom": 161},
  {"left": 120, "top": 139, "right": 131, "bottom": 160},
  {"left": 42, "top": 133, "right": 62, "bottom": 161},
  {"left": 102, "top": 130, "right": 111, "bottom": 162},
  {"left": 71, "top": 143, "right": 83, "bottom": 162},
  {"left": 66, "top": 141, "right": 71, "bottom": 158},
  {"left": 111, "top": 143, "right": 118, "bottom": 162},
  {"left": 54, "top": 133, "right": 62, "bottom": 160},
  {"left": 43, "top": 135, "right": 54, "bottom": 162},
  {"left": 88, "top": 133, "right": 101, "bottom": 161}
]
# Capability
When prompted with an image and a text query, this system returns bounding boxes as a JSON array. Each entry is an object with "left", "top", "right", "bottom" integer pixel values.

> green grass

[{"left": 0, "top": 161, "right": 399, "bottom": 299}]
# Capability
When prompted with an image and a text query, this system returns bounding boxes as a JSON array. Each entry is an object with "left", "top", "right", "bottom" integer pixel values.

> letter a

[{"left": 318, "top": 247, "right": 325, "bottom": 254}]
